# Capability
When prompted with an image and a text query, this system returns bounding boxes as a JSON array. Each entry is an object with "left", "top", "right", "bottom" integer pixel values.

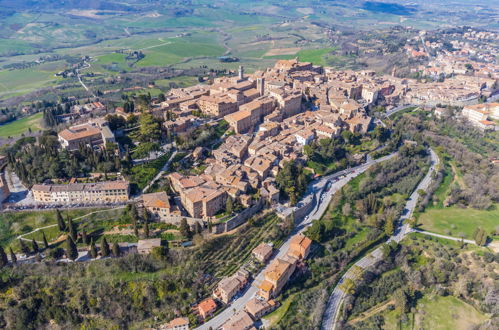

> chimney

[
  {"left": 257, "top": 78, "right": 265, "bottom": 96},
  {"left": 238, "top": 65, "right": 244, "bottom": 80}
]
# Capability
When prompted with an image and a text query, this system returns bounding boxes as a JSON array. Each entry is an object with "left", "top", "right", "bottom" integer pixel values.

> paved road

[
  {"left": 197, "top": 153, "right": 396, "bottom": 330},
  {"left": 141, "top": 149, "right": 178, "bottom": 194},
  {"left": 321, "top": 148, "right": 439, "bottom": 330},
  {"left": 384, "top": 104, "right": 416, "bottom": 118}
]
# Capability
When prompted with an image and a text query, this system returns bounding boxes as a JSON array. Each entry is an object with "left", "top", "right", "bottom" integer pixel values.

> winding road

[{"left": 321, "top": 148, "right": 439, "bottom": 330}]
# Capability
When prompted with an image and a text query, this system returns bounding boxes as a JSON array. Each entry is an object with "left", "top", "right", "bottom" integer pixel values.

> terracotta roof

[
  {"left": 290, "top": 234, "right": 312, "bottom": 250},
  {"left": 198, "top": 298, "right": 217, "bottom": 314},
  {"left": 143, "top": 191, "right": 170, "bottom": 209},
  {"left": 265, "top": 258, "right": 293, "bottom": 282},
  {"left": 167, "top": 317, "right": 189, "bottom": 327},
  {"left": 221, "top": 310, "right": 254, "bottom": 330},
  {"left": 258, "top": 280, "right": 274, "bottom": 292},
  {"left": 58, "top": 124, "right": 102, "bottom": 141},
  {"left": 225, "top": 109, "right": 252, "bottom": 122},
  {"left": 252, "top": 243, "right": 273, "bottom": 258}
]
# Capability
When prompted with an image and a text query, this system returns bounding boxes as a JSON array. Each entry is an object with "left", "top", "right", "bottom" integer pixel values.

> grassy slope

[
  {"left": 0, "top": 112, "right": 43, "bottom": 137},
  {"left": 383, "top": 295, "right": 489, "bottom": 330},
  {"left": 0, "top": 208, "right": 105, "bottom": 247},
  {"left": 418, "top": 205, "right": 499, "bottom": 240},
  {"left": 418, "top": 150, "right": 497, "bottom": 240}
]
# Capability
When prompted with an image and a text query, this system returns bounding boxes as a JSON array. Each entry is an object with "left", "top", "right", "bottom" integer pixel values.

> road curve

[{"left": 321, "top": 148, "right": 439, "bottom": 330}]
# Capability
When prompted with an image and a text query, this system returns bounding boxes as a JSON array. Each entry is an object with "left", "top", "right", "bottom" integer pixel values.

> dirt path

[{"left": 348, "top": 300, "right": 394, "bottom": 325}]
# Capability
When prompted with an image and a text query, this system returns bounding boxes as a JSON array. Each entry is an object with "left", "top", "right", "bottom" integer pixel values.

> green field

[
  {"left": 383, "top": 295, "right": 489, "bottom": 330},
  {"left": 297, "top": 48, "right": 336, "bottom": 66},
  {"left": 0, "top": 61, "right": 65, "bottom": 100},
  {"left": 0, "top": 112, "right": 43, "bottom": 137},
  {"left": 136, "top": 41, "right": 225, "bottom": 67},
  {"left": 419, "top": 205, "right": 499, "bottom": 240},
  {"left": 93, "top": 53, "right": 130, "bottom": 73}
]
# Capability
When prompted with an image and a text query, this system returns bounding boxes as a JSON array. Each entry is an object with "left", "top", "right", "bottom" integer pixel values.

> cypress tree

[
  {"left": 0, "top": 247, "right": 8, "bottom": 268},
  {"left": 68, "top": 218, "right": 77, "bottom": 242},
  {"left": 9, "top": 247, "right": 17, "bottom": 265},
  {"left": 65, "top": 237, "right": 78, "bottom": 261},
  {"left": 56, "top": 209, "right": 66, "bottom": 231},
  {"left": 89, "top": 239, "right": 98, "bottom": 259},
  {"left": 42, "top": 231, "right": 49, "bottom": 249},
  {"left": 31, "top": 239, "right": 39, "bottom": 254},
  {"left": 101, "top": 237, "right": 110, "bottom": 257},
  {"left": 81, "top": 231, "right": 88, "bottom": 245},
  {"left": 144, "top": 218, "right": 150, "bottom": 238},
  {"left": 195, "top": 222, "right": 203, "bottom": 235},
  {"left": 19, "top": 239, "right": 30, "bottom": 255},
  {"left": 180, "top": 218, "right": 192, "bottom": 239},
  {"left": 134, "top": 223, "right": 139, "bottom": 238},
  {"left": 226, "top": 196, "right": 233, "bottom": 214},
  {"left": 112, "top": 242, "right": 120, "bottom": 257}
]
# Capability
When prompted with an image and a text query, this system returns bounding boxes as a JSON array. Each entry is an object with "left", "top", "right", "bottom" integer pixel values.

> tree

[
  {"left": 56, "top": 209, "right": 66, "bottom": 231},
  {"left": 0, "top": 247, "right": 8, "bottom": 268},
  {"left": 19, "top": 239, "right": 30, "bottom": 255},
  {"left": 131, "top": 204, "right": 140, "bottom": 238},
  {"left": 9, "top": 247, "right": 17, "bottom": 265},
  {"left": 100, "top": 237, "right": 110, "bottom": 257},
  {"left": 473, "top": 227, "right": 488, "bottom": 246},
  {"left": 394, "top": 288, "right": 409, "bottom": 313},
  {"left": 67, "top": 218, "right": 77, "bottom": 242},
  {"left": 144, "top": 217, "right": 150, "bottom": 238},
  {"left": 81, "top": 231, "right": 88, "bottom": 245},
  {"left": 139, "top": 113, "right": 161, "bottom": 142},
  {"left": 286, "top": 212, "right": 295, "bottom": 234},
  {"left": 65, "top": 237, "right": 78, "bottom": 261},
  {"left": 31, "top": 239, "right": 39, "bottom": 254},
  {"left": 42, "top": 231, "right": 49, "bottom": 249},
  {"left": 384, "top": 218, "right": 394, "bottom": 236},
  {"left": 208, "top": 220, "right": 213, "bottom": 233},
  {"left": 89, "top": 239, "right": 98, "bottom": 259},
  {"left": 180, "top": 218, "right": 192, "bottom": 239},
  {"left": 195, "top": 222, "right": 203, "bottom": 235},
  {"left": 226, "top": 196, "right": 233, "bottom": 214},
  {"left": 276, "top": 160, "right": 308, "bottom": 206},
  {"left": 151, "top": 246, "right": 168, "bottom": 260},
  {"left": 112, "top": 242, "right": 120, "bottom": 257},
  {"left": 342, "top": 203, "right": 352, "bottom": 217}
]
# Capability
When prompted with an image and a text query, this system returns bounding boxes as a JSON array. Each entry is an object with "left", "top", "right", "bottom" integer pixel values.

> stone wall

[
  {"left": 212, "top": 198, "right": 265, "bottom": 234},
  {"left": 160, "top": 215, "right": 203, "bottom": 227}
]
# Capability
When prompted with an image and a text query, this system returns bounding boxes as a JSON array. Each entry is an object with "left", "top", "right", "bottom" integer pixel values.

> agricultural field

[
  {"left": 0, "top": 112, "right": 43, "bottom": 137},
  {"left": 0, "top": 61, "right": 65, "bottom": 100},
  {"left": 135, "top": 40, "right": 225, "bottom": 67}
]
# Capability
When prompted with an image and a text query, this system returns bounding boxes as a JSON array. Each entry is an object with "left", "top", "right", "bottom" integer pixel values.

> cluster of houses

[
  {"left": 157, "top": 60, "right": 383, "bottom": 221},
  {"left": 191, "top": 233, "right": 312, "bottom": 329},
  {"left": 461, "top": 102, "right": 499, "bottom": 131}
]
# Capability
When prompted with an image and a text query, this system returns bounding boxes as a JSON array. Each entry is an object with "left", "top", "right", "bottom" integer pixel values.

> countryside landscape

[{"left": 0, "top": 1, "right": 498, "bottom": 330}]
